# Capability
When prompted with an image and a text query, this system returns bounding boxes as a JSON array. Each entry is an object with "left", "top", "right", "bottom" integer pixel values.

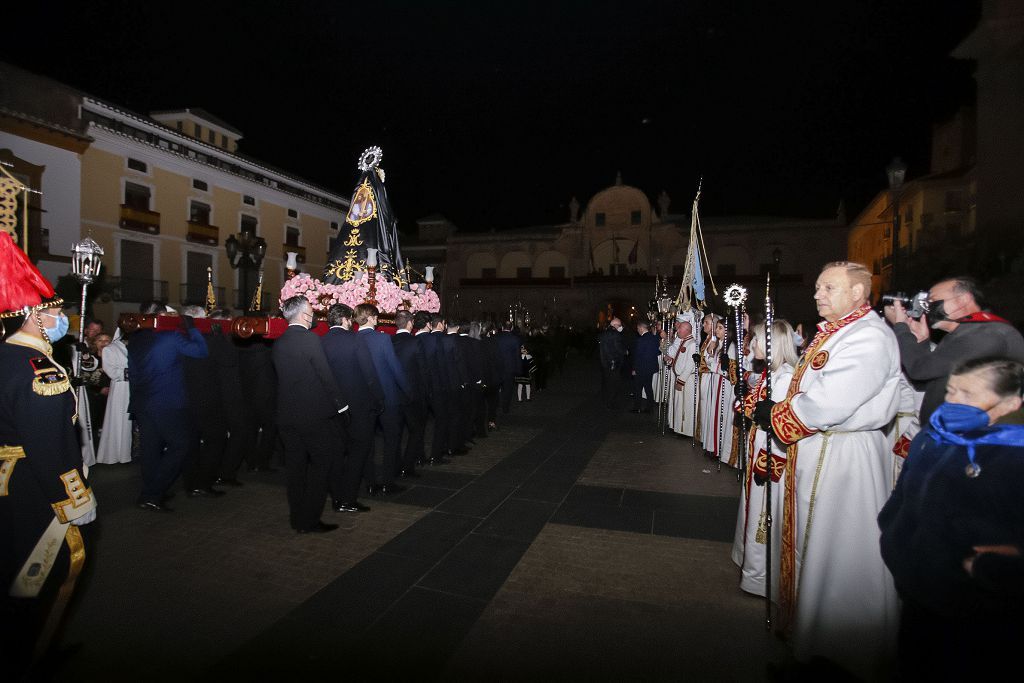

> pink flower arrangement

[{"left": 278, "top": 272, "right": 441, "bottom": 314}]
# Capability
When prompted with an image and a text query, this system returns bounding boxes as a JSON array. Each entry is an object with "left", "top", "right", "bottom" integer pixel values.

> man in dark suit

[
  {"left": 598, "top": 317, "right": 627, "bottom": 409},
  {"left": 322, "top": 303, "right": 381, "bottom": 512},
  {"left": 271, "top": 296, "right": 349, "bottom": 533},
  {"left": 420, "top": 313, "right": 452, "bottom": 465},
  {"left": 180, "top": 306, "right": 228, "bottom": 498},
  {"left": 392, "top": 310, "right": 429, "bottom": 478},
  {"left": 630, "top": 319, "right": 661, "bottom": 413},
  {"left": 445, "top": 319, "right": 473, "bottom": 453},
  {"left": 354, "top": 303, "right": 411, "bottom": 495},
  {"left": 455, "top": 320, "right": 487, "bottom": 441},
  {"left": 128, "top": 301, "right": 208, "bottom": 510},
  {"left": 236, "top": 323, "right": 278, "bottom": 473},
  {"left": 495, "top": 321, "right": 521, "bottom": 414}
]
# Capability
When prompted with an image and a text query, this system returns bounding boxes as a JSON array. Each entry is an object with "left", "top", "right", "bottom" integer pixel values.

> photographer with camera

[{"left": 884, "top": 276, "right": 1024, "bottom": 424}]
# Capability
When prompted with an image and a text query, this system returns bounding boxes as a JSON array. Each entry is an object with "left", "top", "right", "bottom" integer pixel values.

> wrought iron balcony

[
  {"left": 186, "top": 221, "right": 219, "bottom": 245},
  {"left": 119, "top": 205, "right": 161, "bottom": 234}
]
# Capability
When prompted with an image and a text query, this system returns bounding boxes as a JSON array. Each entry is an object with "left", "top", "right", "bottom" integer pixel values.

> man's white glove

[{"left": 71, "top": 508, "right": 97, "bottom": 526}]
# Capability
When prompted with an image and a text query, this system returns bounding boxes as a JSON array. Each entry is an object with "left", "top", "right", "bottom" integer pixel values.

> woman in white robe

[
  {"left": 700, "top": 319, "right": 736, "bottom": 464},
  {"left": 732, "top": 320, "right": 797, "bottom": 598},
  {"left": 96, "top": 328, "right": 132, "bottom": 464}
]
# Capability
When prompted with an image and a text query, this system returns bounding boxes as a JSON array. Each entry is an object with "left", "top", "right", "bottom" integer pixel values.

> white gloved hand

[{"left": 71, "top": 508, "right": 97, "bottom": 526}]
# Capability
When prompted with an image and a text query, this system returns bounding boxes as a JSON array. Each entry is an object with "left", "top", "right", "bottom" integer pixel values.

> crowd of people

[
  {"left": 597, "top": 261, "right": 1024, "bottom": 679},
  {"left": 6, "top": 221, "right": 1024, "bottom": 680}
]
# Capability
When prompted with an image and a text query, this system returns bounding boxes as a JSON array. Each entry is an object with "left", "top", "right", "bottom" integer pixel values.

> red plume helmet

[{"left": 0, "top": 230, "right": 63, "bottom": 318}]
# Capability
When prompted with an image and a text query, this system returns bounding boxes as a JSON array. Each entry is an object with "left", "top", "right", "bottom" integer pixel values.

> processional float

[{"left": 119, "top": 147, "right": 440, "bottom": 336}]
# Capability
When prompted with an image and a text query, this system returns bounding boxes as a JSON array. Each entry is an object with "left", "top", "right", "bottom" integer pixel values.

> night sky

[{"left": 4, "top": 1, "right": 979, "bottom": 231}]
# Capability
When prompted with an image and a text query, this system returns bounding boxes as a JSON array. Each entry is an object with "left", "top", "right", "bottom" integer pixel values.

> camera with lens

[{"left": 881, "top": 291, "right": 930, "bottom": 319}]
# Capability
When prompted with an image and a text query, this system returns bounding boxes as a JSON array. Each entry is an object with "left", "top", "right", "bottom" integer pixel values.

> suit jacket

[
  {"left": 322, "top": 326, "right": 384, "bottom": 413},
  {"left": 418, "top": 331, "right": 450, "bottom": 396},
  {"left": 272, "top": 324, "right": 348, "bottom": 426},
  {"left": 128, "top": 326, "right": 208, "bottom": 415},
  {"left": 495, "top": 331, "right": 522, "bottom": 376},
  {"left": 456, "top": 334, "right": 485, "bottom": 387},
  {"left": 633, "top": 332, "right": 661, "bottom": 376},
  {"left": 482, "top": 336, "right": 502, "bottom": 387},
  {"left": 598, "top": 327, "right": 626, "bottom": 370},
  {"left": 392, "top": 331, "right": 429, "bottom": 403},
  {"left": 358, "top": 327, "right": 411, "bottom": 407}
]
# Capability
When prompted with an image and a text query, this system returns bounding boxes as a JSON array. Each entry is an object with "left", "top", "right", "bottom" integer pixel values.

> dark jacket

[
  {"left": 272, "top": 324, "right": 348, "bottom": 426},
  {"left": 495, "top": 330, "right": 522, "bottom": 376},
  {"left": 417, "top": 331, "right": 449, "bottom": 396},
  {"left": 392, "top": 330, "right": 429, "bottom": 403},
  {"left": 357, "top": 327, "right": 411, "bottom": 407},
  {"left": 456, "top": 334, "right": 485, "bottom": 387},
  {"left": 598, "top": 327, "right": 626, "bottom": 370},
  {"left": 879, "top": 420, "right": 1024, "bottom": 618},
  {"left": 632, "top": 331, "right": 661, "bottom": 377},
  {"left": 441, "top": 332, "right": 469, "bottom": 389},
  {"left": 128, "top": 327, "right": 208, "bottom": 415},
  {"left": 895, "top": 317, "right": 1024, "bottom": 423},
  {"left": 321, "top": 326, "right": 384, "bottom": 415}
]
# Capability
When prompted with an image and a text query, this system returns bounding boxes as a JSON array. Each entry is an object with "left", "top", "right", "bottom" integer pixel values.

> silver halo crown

[
  {"left": 723, "top": 284, "right": 748, "bottom": 308},
  {"left": 358, "top": 146, "right": 383, "bottom": 171}
]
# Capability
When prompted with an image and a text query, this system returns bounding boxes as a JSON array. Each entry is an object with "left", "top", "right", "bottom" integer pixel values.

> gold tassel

[
  {"left": 755, "top": 488, "right": 768, "bottom": 544},
  {"left": 755, "top": 511, "right": 768, "bottom": 544},
  {"left": 205, "top": 266, "right": 217, "bottom": 314}
]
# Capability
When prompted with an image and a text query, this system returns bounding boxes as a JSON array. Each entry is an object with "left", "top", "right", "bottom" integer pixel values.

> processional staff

[{"left": 763, "top": 272, "right": 774, "bottom": 631}]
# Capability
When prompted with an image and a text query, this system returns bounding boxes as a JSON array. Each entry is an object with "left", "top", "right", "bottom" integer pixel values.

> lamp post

[
  {"left": 886, "top": 157, "right": 907, "bottom": 291},
  {"left": 225, "top": 229, "right": 267, "bottom": 310},
  {"left": 70, "top": 236, "right": 104, "bottom": 374}
]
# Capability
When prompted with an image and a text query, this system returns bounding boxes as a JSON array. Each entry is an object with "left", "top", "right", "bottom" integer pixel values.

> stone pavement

[{"left": 50, "top": 358, "right": 790, "bottom": 682}]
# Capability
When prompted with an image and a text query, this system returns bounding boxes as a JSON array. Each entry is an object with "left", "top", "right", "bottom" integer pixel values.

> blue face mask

[
  {"left": 40, "top": 312, "right": 69, "bottom": 342},
  {"left": 930, "top": 402, "right": 990, "bottom": 434}
]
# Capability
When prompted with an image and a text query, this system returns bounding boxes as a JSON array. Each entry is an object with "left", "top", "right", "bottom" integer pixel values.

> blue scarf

[{"left": 928, "top": 403, "right": 1024, "bottom": 474}]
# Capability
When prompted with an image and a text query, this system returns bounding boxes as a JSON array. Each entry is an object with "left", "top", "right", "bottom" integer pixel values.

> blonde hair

[
  {"left": 821, "top": 261, "right": 872, "bottom": 298},
  {"left": 752, "top": 319, "right": 798, "bottom": 372}
]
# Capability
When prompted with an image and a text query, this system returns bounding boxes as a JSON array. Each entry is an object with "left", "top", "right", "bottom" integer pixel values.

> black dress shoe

[
  {"left": 188, "top": 487, "right": 226, "bottom": 498},
  {"left": 398, "top": 469, "right": 421, "bottom": 479},
  {"left": 367, "top": 484, "right": 384, "bottom": 496},
  {"left": 137, "top": 500, "right": 172, "bottom": 512},
  {"left": 297, "top": 521, "right": 339, "bottom": 534},
  {"left": 214, "top": 477, "right": 244, "bottom": 487},
  {"left": 427, "top": 456, "right": 451, "bottom": 466},
  {"left": 381, "top": 483, "right": 407, "bottom": 495},
  {"left": 248, "top": 465, "right": 278, "bottom": 473},
  {"left": 448, "top": 448, "right": 469, "bottom": 456},
  {"left": 334, "top": 502, "right": 371, "bottom": 513}
]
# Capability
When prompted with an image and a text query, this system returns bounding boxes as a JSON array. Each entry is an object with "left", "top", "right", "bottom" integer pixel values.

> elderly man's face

[
  {"left": 814, "top": 267, "right": 864, "bottom": 323},
  {"left": 677, "top": 322, "right": 692, "bottom": 338}
]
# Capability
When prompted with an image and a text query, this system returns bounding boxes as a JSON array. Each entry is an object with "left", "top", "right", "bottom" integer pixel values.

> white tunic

[
  {"left": 887, "top": 373, "right": 923, "bottom": 484},
  {"left": 669, "top": 335, "right": 697, "bottom": 436},
  {"left": 771, "top": 306, "right": 900, "bottom": 679},
  {"left": 700, "top": 342, "right": 735, "bottom": 463},
  {"left": 731, "top": 364, "right": 793, "bottom": 599},
  {"left": 654, "top": 336, "right": 681, "bottom": 404},
  {"left": 96, "top": 337, "right": 133, "bottom": 464}
]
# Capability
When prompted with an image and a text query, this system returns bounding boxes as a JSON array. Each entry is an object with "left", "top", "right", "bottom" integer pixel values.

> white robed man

[
  {"left": 668, "top": 314, "right": 697, "bottom": 436},
  {"left": 96, "top": 327, "right": 132, "bottom": 464},
  {"left": 752, "top": 261, "right": 901, "bottom": 679}
]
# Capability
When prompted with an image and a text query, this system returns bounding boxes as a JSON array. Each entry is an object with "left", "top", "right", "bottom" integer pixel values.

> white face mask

[{"left": 792, "top": 332, "right": 804, "bottom": 347}]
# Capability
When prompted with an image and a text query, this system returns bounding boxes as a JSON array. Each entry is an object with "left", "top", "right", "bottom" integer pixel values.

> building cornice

[{"left": 81, "top": 98, "right": 347, "bottom": 210}]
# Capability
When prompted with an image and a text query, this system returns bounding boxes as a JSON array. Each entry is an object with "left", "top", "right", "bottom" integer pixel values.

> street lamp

[
  {"left": 225, "top": 229, "right": 267, "bottom": 309},
  {"left": 70, "top": 235, "right": 104, "bottom": 376},
  {"left": 886, "top": 156, "right": 907, "bottom": 290}
]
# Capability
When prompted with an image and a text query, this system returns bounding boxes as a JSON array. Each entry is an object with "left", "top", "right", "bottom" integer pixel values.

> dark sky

[{"left": 5, "top": 1, "right": 979, "bottom": 231}]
